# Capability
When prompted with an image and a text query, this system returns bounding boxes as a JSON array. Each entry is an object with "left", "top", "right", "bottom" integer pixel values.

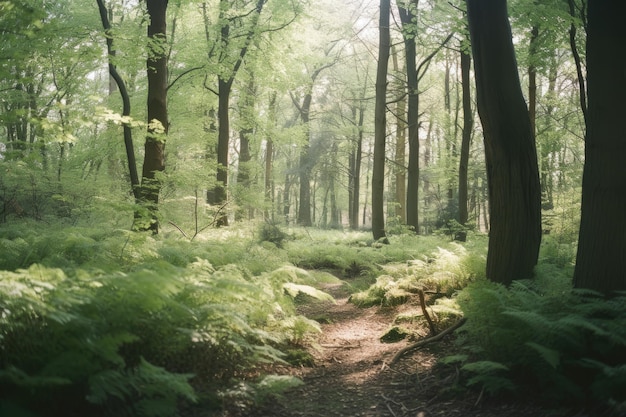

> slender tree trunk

[
  {"left": 264, "top": 93, "right": 276, "bottom": 221},
  {"left": 137, "top": 0, "right": 168, "bottom": 233},
  {"left": 372, "top": 0, "right": 390, "bottom": 242},
  {"left": 236, "top": 76, "right": 255, "bottom": 221},
  {"left": 208, "top": 0, "right": 266, "bottom": 227},
  {"left": 399, "top": 2, "right": 419, "bottom": 234},
  {"left": 96, "top": 0, "right": 140, "bottom": 200},
  {"left": 574, "top": 0, "right": 626, "bottom": 293},
  {"left": 392, "top": 45, "right": 407, "bottom": 223},
  {"left": 348, "top": 101, "right": 364, "bottom": 230},
  {"left": 212, "top": 77, "right": 231, "bottom": 226},
  {"left": 528, "top": 25, "right": 539, "bottom": 137},
  {"left": 467, "top": 0, "right": 542, "bottom": 284},
  {"left": 567, "top": 0, "right": 587, "bottom": 126},
  {"left": 457, "top": 46, "right": 472, "bottom": 242},
  {"left": 297, "top": 94, "right": 313, "bottom": 226}
]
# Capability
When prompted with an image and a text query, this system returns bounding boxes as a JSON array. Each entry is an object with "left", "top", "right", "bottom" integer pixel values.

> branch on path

[
  {"left": 418, "top": 289, "right": 437, "bottom": 336},
  {"left": 385, "top": 318, "right": 467, "bottom": 368}
]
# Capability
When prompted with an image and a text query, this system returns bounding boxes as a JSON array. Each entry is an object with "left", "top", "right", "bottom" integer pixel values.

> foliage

[
  {"left": 0, "top": 223, "right": 329, "bottom": 416},
  {"left": 257, "top": 221, "right": 290, "bottom": 248},
  {"left": 453, "top": 277, "right": 626, "bottom": 413},
  {"left": 349, "top": 242, "right": 483, "bottom": 307}
]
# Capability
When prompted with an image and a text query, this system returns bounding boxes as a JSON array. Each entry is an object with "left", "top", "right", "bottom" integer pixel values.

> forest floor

[{"left": 217, "top": 279, "right": 561, "bottom": 417}]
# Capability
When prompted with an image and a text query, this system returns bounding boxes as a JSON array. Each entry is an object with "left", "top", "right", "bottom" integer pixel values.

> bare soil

[{"left": 218, "top": 283, "right": 577, "bottom": 417}]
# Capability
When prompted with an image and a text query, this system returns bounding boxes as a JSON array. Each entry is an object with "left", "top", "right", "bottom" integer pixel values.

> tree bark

[
  {"left": 137, "top": 0, "right": 168, "bottom": 233},
  {"left": 209, "top": 0, "right": 266, "bottom": 227},
  {"left": 391, "top": 46, "right": 407, "bottom": 223},
  {"left": 573, "top": 0, "right": 626, "bottom": 293},
  {"left": 457, "top": 46, "right": 472, "bottom": 242},
  {"left": 467, "top": 0, "right": 542, "bottom": 284},
  {"left": 96, "top": 0, "right": 140, "bottom": 200},
  {"left": 398, "top": 2, "right": 420, "bottom": 234},
  {"left": 372, "top": 0, "right": 390, "bottom": 242},
  {"left": 264, "top": 92, "right": 276, "bottom": 221}
]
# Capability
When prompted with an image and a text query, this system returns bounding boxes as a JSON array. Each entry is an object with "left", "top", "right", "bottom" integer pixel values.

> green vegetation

[{"left": 1, "top": 219, "right": 624, "bottom": 415}]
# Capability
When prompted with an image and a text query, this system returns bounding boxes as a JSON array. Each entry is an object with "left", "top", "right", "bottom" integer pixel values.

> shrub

[{"left": 453, "top": 278, "right": 626, "bottom": 413}]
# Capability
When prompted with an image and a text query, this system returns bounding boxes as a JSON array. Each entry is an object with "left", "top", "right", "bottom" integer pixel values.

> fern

[{"left": 455, "top": 278, "right": 626, "bottom": 410}]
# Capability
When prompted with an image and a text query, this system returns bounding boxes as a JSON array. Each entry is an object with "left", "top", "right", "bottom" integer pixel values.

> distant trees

[
  {"left": 467, "top": 0, "right": 542, "bottom": 284},
  {"left": 573, "top": 1, "right": 626, "bottom": 293}
]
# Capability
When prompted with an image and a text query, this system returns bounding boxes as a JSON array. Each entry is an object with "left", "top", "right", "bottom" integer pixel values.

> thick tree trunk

[
  {"left": 457, "top": 46, "right": 472, "bottom": 242},
  {"left": 467, "top": 0, "right": 542, "bottom": 284},
  {"left": 138, "top": 0, "right": 168, "bottom": 233},
  {"left": 573, "top": 1, "right": 626, "bottom": 293},
  {"left": 372, "top": 0, "right": 390, "bottom": 242}
]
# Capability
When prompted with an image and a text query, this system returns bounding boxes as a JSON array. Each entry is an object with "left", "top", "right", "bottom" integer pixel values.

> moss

[{"left": 380, "top": 326, "right": 410, "bottom": 343}]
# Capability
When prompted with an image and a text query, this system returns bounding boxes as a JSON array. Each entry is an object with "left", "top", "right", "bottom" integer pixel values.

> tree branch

[{"left": 386, "top": 317, "right": 467, "bottom": 368}]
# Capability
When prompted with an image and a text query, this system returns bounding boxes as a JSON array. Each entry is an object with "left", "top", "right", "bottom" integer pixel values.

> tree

[
  {"left": 398, "top": 1, "right": 419, "bottom": 234},
  {"left": 466, "top": 0, "right": 542, "bottom": 284},
  {"left": 136, "top": 0, "right": 169, "bottom": 233},
  {"left": 96, "top": 0, "right": 140, "bottom": 201},
  {"left": 457, "top": 42, "right": 472, "bottom": 242},
  {"left": 292, "top": 59, "right": 335, "bottom": 227},
  {"left": 372, "top": 0, "right": 390, "bottom": 242},
  {"left": 573, "top": 0, "right": 626, "bottom": 293},
  {"left": 205, "top": 0, "right": 266, "bottom": 227}
]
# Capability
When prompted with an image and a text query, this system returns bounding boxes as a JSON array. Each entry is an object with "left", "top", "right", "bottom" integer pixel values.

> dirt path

[{"left": 221, "top": 283, "right": 549, "bottom": 417}]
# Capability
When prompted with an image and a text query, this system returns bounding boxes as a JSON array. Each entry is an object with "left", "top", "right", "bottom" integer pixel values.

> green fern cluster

[
  {"left": 0, "top": 227, "right": 317, "bottom": 416},
  {"left": 349, "top": 243, "right": 483, "bottom": 307},
  {"left": 454, "top": 278, "right": 626, "bottom": 413}
]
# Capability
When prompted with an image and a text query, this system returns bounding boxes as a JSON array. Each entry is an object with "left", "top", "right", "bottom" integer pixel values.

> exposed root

[{"left": 385, "top": 317, "right": 467, "bottom": 368}]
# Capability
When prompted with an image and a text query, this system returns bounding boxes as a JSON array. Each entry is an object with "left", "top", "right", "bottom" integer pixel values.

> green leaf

[
  {"left": 283, "top": 283, "right": 334, "bottom": 302},
  {"left": 526, "top": 342, "right": 560, "bottom": 369},
  {"left": 461, "top": 360, "right": 509, "bottom": 374}
]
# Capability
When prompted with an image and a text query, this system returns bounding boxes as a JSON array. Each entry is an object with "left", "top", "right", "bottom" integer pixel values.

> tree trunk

[
  {"left": 96, "top": 0, "right": 140, "bottom": 200},
  {"left": 567, "top": 0, "right": 587, "bottom": 125},
  {"left": 208, "top": 0, "right": 266, "bottom": 227},
  {"left": 236, "top": 76, "right": 255, "bottom": 221},
  {"left": 399, "top": 2, "right": 420, "bottom": 234},
  {"left": 137, "top": 0, "right": 168, "bottom": 233},
  {"left": 264, "top": 93, "right": 276, "bottom": 221},
  {"left": 467, "top": 0, "right": 542, "bottom": 284},
  {"left": 392, "top": 45, "right": 407, "bottom": 223},
  {"left": 297, "top": 93, "right": 313, "bottom": 227},
  {"left": 348, "top": 101, "right": 364, "bottom": 230},
  {"left": 372, "top": 0, "right": 390, "bottom": 242},
  {"left": 573, "top": 1, "right": 626, "bottom": 293},
  {"left": 457, "top": 45, "right": 472, "bottom": 242},
  {"left": 211, "top": 77, "right": 231, "bottom": 226}
]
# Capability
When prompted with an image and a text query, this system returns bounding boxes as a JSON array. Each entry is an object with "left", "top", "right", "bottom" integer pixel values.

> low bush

[
  {"left": 0, "top": 225, "right": 317, "bottom": 416},
  {"left": 453, "top": 278, "right": 626, "bottom": 414}
]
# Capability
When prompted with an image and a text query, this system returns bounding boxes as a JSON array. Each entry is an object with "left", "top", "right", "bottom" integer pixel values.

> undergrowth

[
  {"left": 0, "top": 222, "right": 335, "bottom": 417},
  {"left": 450, "top": 244, "right": 626, "bottom": 415}
]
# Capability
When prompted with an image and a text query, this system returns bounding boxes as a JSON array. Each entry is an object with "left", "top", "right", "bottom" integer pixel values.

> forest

[{"left": 0, "top": 0, "right": 625, "bottom": 416}]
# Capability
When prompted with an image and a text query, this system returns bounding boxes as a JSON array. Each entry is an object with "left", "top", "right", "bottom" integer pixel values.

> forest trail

[{"left": 221, "top": 281, "right": 546, "bottom": 417}]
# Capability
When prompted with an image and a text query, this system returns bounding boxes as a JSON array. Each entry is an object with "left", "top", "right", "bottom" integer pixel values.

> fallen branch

[
  {"left": 385, "top": 317, "right": 467, "bottom": 368},
  {"left": 418, "top": 289, "right": 437, "bottom": 336}
]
